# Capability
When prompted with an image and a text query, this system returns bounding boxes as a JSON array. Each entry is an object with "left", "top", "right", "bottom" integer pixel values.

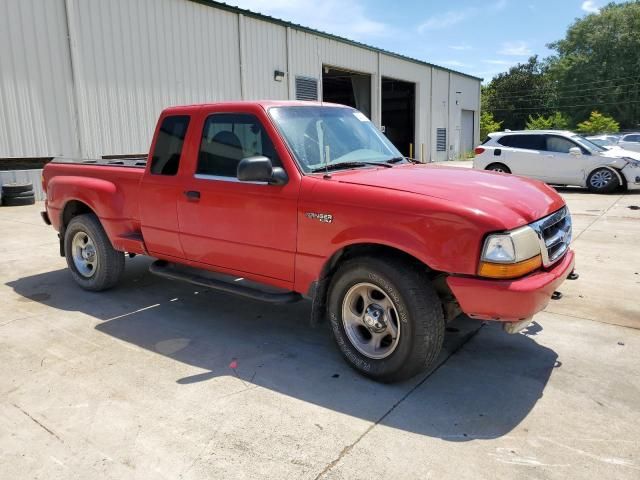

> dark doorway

[
  {"left": 322, "top": 66, "right": 372, "bottom": 119},
  {"left": 381, "top": 77, "right": 415, "bottom": 157}
]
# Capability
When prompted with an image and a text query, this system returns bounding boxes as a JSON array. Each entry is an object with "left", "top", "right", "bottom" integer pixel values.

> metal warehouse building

[{"left": 0, "top": 0, "right": 481, "bottom": 165}]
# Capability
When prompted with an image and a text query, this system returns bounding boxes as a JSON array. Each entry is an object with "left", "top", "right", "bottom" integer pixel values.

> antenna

[{"left": 324, "top": 145, "right": 331, "bottom": 179}]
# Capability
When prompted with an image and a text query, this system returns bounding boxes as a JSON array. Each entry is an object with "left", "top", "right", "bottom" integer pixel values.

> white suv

[{"left": 474, "top": 130, "right": 640, "bottom": 193}]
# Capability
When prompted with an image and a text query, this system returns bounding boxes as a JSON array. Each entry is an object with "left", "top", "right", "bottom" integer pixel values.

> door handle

[{"left": 184, "top": 190, "right": 200, "bottom": 201}]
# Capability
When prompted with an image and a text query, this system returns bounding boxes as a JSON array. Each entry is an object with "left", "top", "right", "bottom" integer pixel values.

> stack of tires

[{"left": 1, "top": 182, "right": 36, "bottom": 206}]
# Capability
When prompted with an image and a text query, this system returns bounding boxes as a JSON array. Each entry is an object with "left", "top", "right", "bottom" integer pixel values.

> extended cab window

[
  {"left": 498, "top": 134, "right": 545, "bottom": 150},
  {"left": 150, "top": 115, "right": 190, "bottom": 175},
  {"left": 197, "top": 113, "right": 281, "bottom": 177}
]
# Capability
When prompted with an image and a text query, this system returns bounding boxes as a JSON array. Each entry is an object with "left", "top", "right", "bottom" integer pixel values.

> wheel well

[
  {"left": 486, "top": 162, "right": 510, "bottom": 173},
  {"left": 308, "top": 243, "right": 457, "bottom": 325},
  {"left": 62, "top": 200, "right": 94, "bottom": 229},
  {"left": 58, "top": 200, "right": 95, "bottom": 257},
  {"left": 320, "top": 243, "right": 433, "bottom": 281},
  {"left": 588, "top": 166, "right": 624, "bottom": 186}
]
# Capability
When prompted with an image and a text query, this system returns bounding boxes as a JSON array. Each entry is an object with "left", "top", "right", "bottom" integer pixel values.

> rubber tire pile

[{"left": 1, "top": 182, "right": 36, "bottom": 206}]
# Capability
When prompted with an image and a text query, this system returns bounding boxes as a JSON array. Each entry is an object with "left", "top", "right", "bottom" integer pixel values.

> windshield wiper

[
  {"left": 387, "top": 156, "right": 419, "bottom": 164},
  {"left": 310, "top": 161, "right": 393, "bottom": 173}
]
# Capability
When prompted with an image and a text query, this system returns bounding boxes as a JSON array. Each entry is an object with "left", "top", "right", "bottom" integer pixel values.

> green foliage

[
  {"left": 525, "top": 112, "right": 570, "bottom": 130},
  {"left": 482, "top": 56, "right": 556, "bottom": 130},
  {"left": 482, "top": 2, "right": 640, "bottom": 130},
  {"left": 480, "top": 111, "right": 502, "bottom": 139},
  {"left": 547, "top": 1, "right": 640, "bottom": 129},
  {"left": 575, "top": 111, "right": 620, "bottom": 134}
]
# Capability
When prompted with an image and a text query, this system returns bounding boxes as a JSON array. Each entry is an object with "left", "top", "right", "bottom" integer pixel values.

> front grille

[{"left": 530, "top": 207, "right": 572, "bottom": 267}]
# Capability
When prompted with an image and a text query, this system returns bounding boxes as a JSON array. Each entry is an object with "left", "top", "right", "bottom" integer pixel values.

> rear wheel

[
  {"left": 327, "top": 256, "right": 444, "bottom": 382},
  {"left": 587, "top": 167, "right": 620, "bottom": 193},
  {"left": 486, "top": 162, "right": 511, "bottom": 174},
  {"left": 64, "top": 213, "right": 124, "bottom": 291}
]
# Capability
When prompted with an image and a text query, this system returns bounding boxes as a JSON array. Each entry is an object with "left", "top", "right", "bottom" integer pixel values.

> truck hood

[{"left": 330, "top": 164, "right": 565, "bottom": 227}]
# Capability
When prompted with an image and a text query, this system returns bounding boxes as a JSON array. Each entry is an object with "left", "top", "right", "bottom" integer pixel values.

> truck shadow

[{"left": 6, "top": 257, "right": 558, "bottom": 442}]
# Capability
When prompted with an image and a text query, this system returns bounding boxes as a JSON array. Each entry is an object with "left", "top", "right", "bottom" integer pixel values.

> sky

[{"left": 220, "top": 0, "right": 622, "bottom": 81}]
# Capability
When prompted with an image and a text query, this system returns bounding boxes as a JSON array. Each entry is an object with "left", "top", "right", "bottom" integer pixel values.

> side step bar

[{"left": 149, "top": 260, "right": 302, "bottom": 304}]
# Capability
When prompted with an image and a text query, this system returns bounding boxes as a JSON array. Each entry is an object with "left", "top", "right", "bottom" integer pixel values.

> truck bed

[{"left": 51, "top": 156, "right": 148, "bottom": 168}]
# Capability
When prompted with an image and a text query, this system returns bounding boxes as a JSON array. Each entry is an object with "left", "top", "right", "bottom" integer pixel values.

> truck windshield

[{"left": 269, "top": 106, "right": 402, "bottom": 173}]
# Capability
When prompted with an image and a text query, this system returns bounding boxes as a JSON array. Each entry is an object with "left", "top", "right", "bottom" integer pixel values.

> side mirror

[
  {"left": 569, "top": 147, "right": 582, "bottom": 156},
  {"left": 237, "top": 156, "right": 288, "bottom": 185}
]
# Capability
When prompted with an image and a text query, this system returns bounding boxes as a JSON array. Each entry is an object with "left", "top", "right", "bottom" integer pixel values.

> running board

[{"left": 149, "top": 260, "right": 302, "bottom": 304}]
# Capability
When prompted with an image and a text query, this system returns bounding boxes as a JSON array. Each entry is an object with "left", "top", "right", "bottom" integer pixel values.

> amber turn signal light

[{"left": 478, "top": 254, "right": 542, "bottom": 279}]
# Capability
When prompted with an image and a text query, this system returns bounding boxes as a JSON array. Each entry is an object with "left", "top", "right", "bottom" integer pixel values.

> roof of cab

[{"left": 162, "top": 100, "right": 349, "bottom": 114}]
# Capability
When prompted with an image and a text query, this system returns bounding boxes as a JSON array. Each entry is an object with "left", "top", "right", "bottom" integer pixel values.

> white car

[
  {"left": 474, "top": 130, "right": 640, "bottom": 193},
  {"left": 618, "top": 133, "right": 640, "bottom": 153}
]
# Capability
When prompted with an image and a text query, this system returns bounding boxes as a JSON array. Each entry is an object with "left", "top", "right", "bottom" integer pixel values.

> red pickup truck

[{"left": 42, "top": 101, "right": 575, "bottom": 382}]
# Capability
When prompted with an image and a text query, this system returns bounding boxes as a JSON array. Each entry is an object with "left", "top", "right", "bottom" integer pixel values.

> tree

[
  {"left": 526, "top": 112, "right": 570, "bottom": 130},
  {"left": 482, "top": 56, "right": 556, "bottom": 130},
  {"left": 480, "top": 111, "right": 502, "bottom": 139},
  {"left": 575, "top": 111, "right": 620, "bottom": 134},
  {"left": 547, "top": 1, "right": 640, "bottom": 129}
]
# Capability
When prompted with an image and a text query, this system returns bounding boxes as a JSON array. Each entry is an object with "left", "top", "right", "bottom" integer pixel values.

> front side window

[
  {"left": 197, "top": 113, "right": 281, "bottom": 177},
  {"left": 497, "top": 134, "right": 545, "bottom": 150},
  {"left": 546, "top": 136, "right": 578, "bottom": 154},
  {"left": 150, "top": 115, "right": 190, "bottom": 175},
  {"left": 269, "top": 106, "right": 401, "bottom": 173},
  {"left": 624, "top": 134, "right": 640, "bottom": 142}
]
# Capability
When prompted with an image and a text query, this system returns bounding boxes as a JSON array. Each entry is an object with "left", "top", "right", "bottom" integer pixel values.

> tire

[
  {"left": 486, "top": 162, "right": 511, "bottom": 174},
  {"left": 2, "top": 194, "right": 35, "bottom": 206},
  {"left": 327, "top": 256, "right": 444, "bottom": 383},
  {"left": 587, "top": 167, "right": 620, "bottom": 193},
  {"left": 64, "top": 213, "right": 125, "bottom": 291},
  {"left": 2, "top": 182, "right": 33, "bottom": 195},
  {"left": 4, "top": 190, "right": 35, "bottom": 199}
]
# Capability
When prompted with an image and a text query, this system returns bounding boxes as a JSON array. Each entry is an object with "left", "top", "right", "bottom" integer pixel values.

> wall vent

[
  {"left": 295, "top": 76, "right": 318, "bottom": 101},
  {"left": 436, "top": 128, "right": 447, "bottom": 152}
]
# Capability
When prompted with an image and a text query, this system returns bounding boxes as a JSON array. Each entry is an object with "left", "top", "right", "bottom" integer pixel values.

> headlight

[{"left": 478, "top": 226, "right": 542, "bottom": 279}]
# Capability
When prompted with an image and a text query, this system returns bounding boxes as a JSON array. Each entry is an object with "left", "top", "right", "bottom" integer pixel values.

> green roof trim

[{"left": 187, "top": 0, "right": 483, "bottom": 82}]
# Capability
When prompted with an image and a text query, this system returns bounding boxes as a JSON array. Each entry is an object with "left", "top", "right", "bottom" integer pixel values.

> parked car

[
  {"left": 585, "top": 134, "right": 619, "bottom": 148},
  {"left": 474, "top": 130, "right": 640, "bottom": 193},
  {"left": 42, "top": 102, "right": 576, "bottom": 382},
  {"left": 618, "top": 133, "right": 640, "bottom": 153}
]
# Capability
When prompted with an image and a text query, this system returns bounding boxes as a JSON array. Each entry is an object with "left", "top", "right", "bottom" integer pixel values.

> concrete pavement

[{"left": 0, "top": 195, "right": 638, "bottom": 479}]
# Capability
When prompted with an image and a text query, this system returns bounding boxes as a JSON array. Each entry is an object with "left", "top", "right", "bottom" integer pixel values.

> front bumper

[
  {"left": 622, "top": 164, "right": 640, "bottom": 190},
  {"left": 446, "top": 249, "right": 575, "bottom": 322}
]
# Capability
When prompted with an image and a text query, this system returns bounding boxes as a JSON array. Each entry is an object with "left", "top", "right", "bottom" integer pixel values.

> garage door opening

[
  {"left": 322, "top": 66, "right": 371, "bottom": 119},
  {"left": 381, "top": 77, "right": 415, "bottom": 158}
]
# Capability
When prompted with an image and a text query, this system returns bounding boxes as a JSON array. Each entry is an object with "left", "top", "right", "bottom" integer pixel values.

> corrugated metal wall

[
  {"left": 67, "top": 0, "right": 242, "bottom": 156},
  {"left": 0, "top": 0, "right": 79, "bottom": 157},
  {"left": 0, "top": 0, "right": 480, "bottom": 162}
]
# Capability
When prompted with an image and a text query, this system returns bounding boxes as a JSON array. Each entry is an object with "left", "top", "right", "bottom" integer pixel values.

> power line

[
  {"left": 489, "top": 81, "right": 640, "bottom": 102},
  {"left": 484, "top": 74, "right": 640, "bottom": 97},
  {"left": 489, "top": 99, "right": 640, "bottom": 112}
]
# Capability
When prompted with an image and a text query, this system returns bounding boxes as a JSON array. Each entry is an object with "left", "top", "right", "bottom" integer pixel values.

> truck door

[
  {"left": 139, "top": 114, "right": 193, "bottom": 259},
  {"left": 177, "top": 109, "right": 298, "bottom": 283}
]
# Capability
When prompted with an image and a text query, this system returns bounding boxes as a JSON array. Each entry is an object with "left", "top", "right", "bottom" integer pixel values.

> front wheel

[
  {"left": 327, "top": 256, "right": 444, "bottom": 382},
  {"left": 64, "top": 213, "right": 125, "bottom": 291},
  {"left": 587, "top": 167, "right": 620, "bottom": 193}
]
